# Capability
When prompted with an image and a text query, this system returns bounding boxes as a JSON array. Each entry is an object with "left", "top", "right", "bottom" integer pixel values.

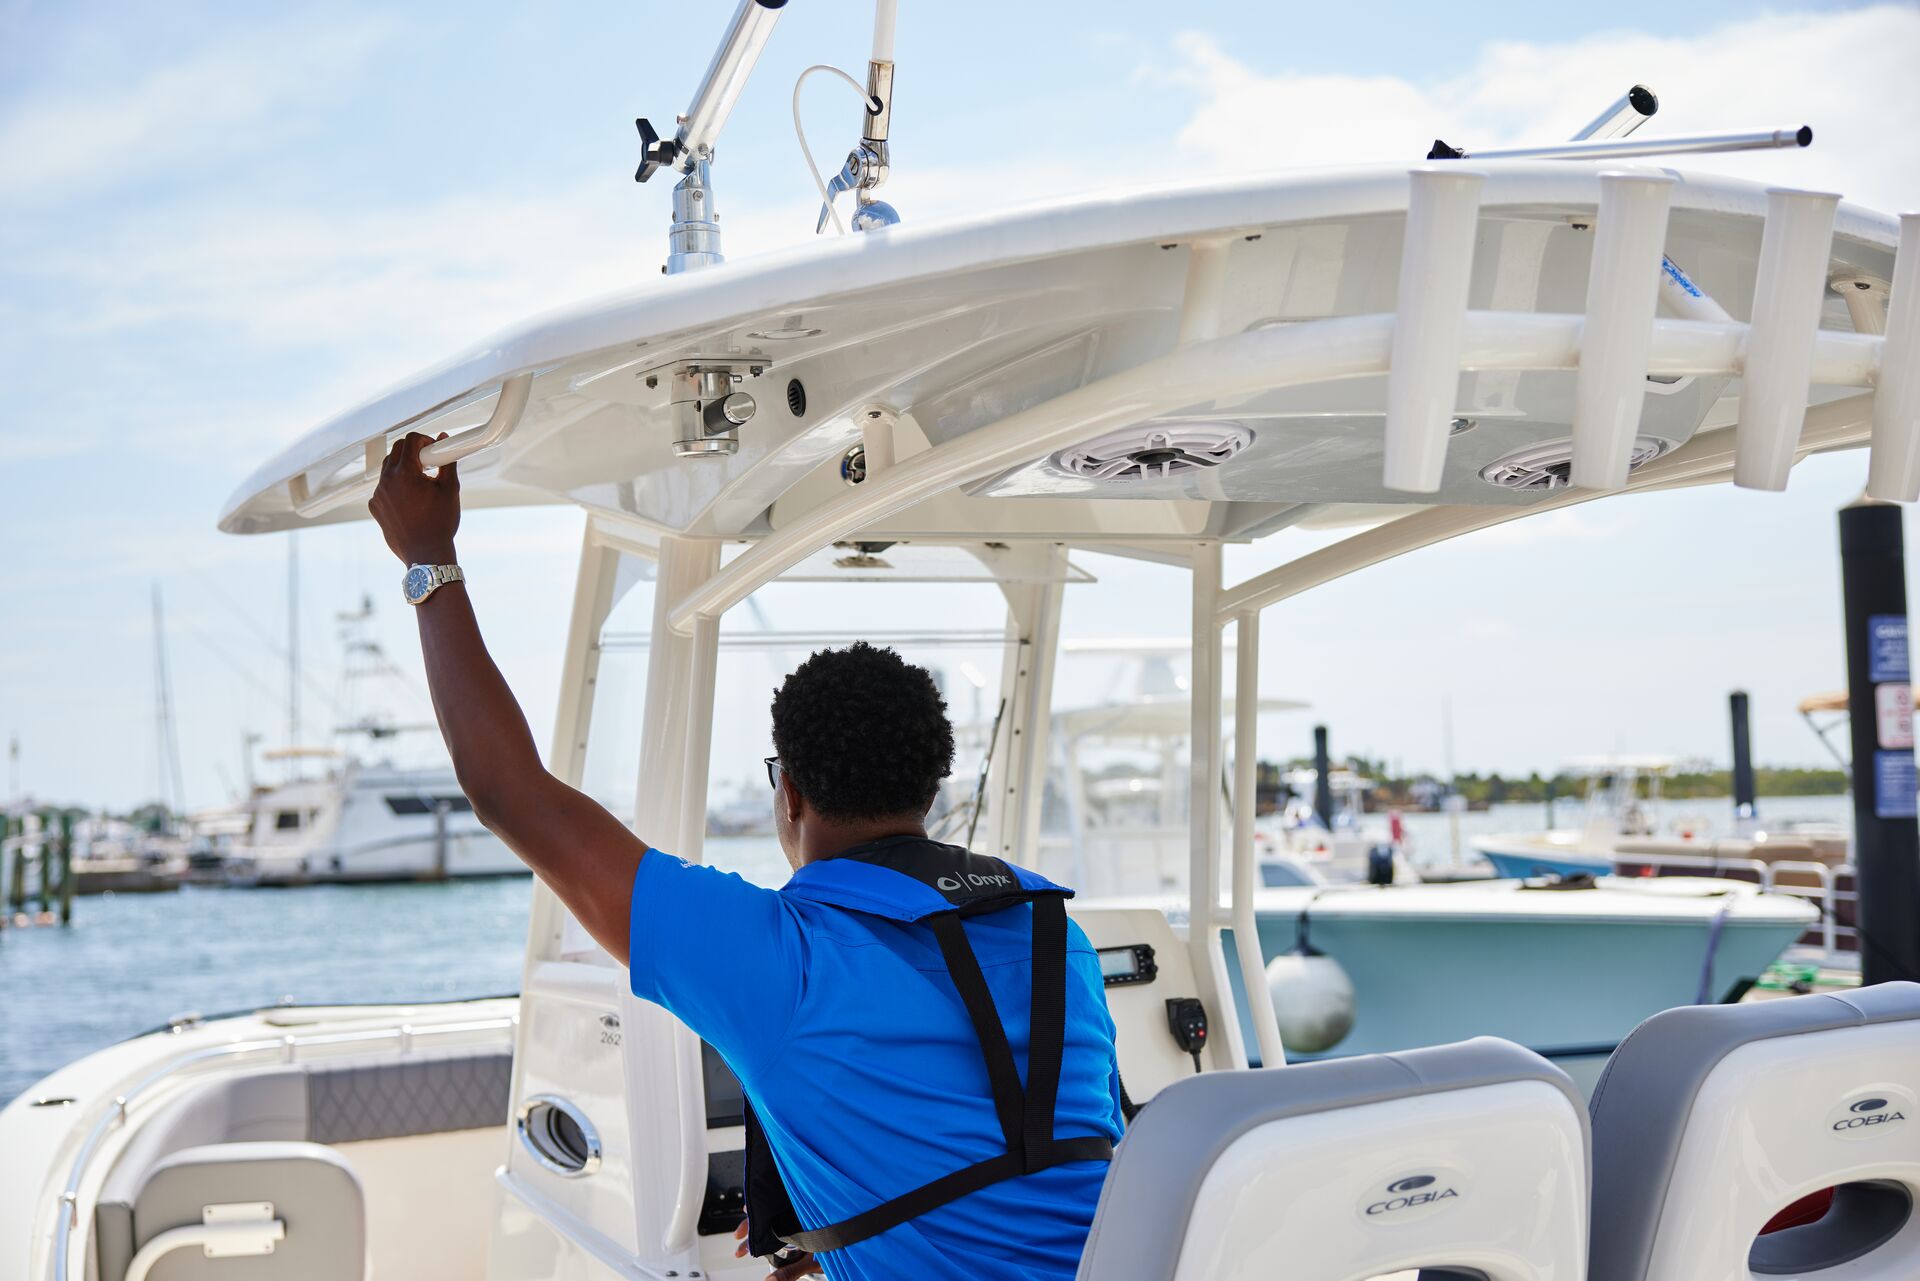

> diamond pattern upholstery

[{"left": 306, "top": 1050, "right": 512, "bottom": 1144}]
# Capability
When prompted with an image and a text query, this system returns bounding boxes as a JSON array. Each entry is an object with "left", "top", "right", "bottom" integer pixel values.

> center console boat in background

[{"left": 5, "top": 3, "right": 1918, "bottom": 1278}]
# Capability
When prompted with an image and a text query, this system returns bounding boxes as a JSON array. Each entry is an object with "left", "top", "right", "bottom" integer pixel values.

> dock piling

[
  {"left": 58, "top": 810, "right": 74, "bottom": 925},
  {"left": 36, "top": 811, "right": 53, "bottom": 916},
  {"left": 1729, "top": 690, "right": 1758, "bottom": 836},
  {"left": 1839, "top": 499, "right": 1920, "bottom": 985},
  {"left": 1312, "top": 726, "right": 1334, "bottom": 830}
]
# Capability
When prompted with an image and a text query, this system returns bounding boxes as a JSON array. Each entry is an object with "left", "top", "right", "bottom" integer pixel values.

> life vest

[{"left": 740, "top": 835, "right": 1113, "bottom": 1259}]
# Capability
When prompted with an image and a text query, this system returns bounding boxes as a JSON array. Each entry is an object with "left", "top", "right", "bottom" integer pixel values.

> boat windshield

[{"left": 580, "top": 551, "right": 1010, "bottom": 885}]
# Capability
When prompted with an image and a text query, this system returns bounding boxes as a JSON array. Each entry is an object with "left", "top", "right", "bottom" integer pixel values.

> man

[{"left": 370, "top": 433, "right": 1124, "bottom": 1281}]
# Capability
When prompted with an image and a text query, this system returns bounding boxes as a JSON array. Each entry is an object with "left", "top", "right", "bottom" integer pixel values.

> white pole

[
  {"left": 871, "top": 0, "right": 898, "bottom": 63},
  {"left": 1866, "top": 214, "right": 1920, "bottom": 502},
  {"left": 1230, "top": 611, "right": 1288, "bottom": 1067},
  {"left": 1186, "top": 543, "right": 1247, "bottom": 1069},
  {"left": 1571, "top": 171, "right": 1675, "bottom": 490},
  {"left": 1735, "top": 187, "right": 1840, "bottom": 491},
  {"left": 623, "top": 536, "right": 720, "bottom": 1268},
  {"left": 1383, "top": 167, "right": 1484, "bottom": 493}
]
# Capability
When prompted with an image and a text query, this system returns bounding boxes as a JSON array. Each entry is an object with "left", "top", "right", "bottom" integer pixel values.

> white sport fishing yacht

[
  {"left": 6, "top": 5, "right": 1919, "bottom": 1279},
  {"left": 216, "top": 602, "right": 526, "bottom": 885},
  {"left": 217, "top": 754, "right": 524, "bottom": 886}
]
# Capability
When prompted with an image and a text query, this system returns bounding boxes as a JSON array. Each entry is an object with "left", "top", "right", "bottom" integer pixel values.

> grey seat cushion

[
  {"left": 1588, "top": 981, "right": 1920, "bottom": 1281},
  {"left": 131, "top": 1142, "right": 363, "bottom": 1281},
  {"left": 1075, "top": 1037, "right": 1585, "bottom": 1281}
]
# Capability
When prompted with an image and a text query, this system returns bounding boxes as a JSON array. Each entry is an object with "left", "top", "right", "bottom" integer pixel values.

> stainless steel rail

[{"left": 288, "top": 373, "right": 532, "bottom": 520}]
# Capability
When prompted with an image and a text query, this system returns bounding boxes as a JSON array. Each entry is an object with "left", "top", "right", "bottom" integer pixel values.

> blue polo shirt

[{"left": 628, "top": 851, "right": 1124, "bottom": 1281}]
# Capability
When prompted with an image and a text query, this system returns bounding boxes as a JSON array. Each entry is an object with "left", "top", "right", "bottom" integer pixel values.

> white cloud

[
  {"left": 0, "top": 15, "right": 397, "bottom": 201},
  {"left": 1161, "top": 6, "right": 1920, "bottom": 214}
]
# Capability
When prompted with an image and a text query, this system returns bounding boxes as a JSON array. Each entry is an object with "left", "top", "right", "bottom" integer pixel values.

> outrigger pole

[{"left": 635, "top": 0, "right": 790, "bottom": 273}]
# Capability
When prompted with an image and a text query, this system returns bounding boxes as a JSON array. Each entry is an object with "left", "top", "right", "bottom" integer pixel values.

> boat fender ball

[{"left": 1266, "top": 950, "right": 1356, "bottom": 1054}]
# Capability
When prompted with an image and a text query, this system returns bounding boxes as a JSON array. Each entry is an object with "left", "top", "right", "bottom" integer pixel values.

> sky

[{"left": 2, "top": 0, "right": 1918, "bottom": 814}]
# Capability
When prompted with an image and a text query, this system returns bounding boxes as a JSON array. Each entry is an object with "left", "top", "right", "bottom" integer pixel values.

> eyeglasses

[{"left": 765, "top": 756, "right": 783, "bottom": 790}]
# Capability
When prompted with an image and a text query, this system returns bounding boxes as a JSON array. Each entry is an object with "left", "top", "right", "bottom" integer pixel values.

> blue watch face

[{"left": 405, "top": 565, "right": 433, "bottom": 601}]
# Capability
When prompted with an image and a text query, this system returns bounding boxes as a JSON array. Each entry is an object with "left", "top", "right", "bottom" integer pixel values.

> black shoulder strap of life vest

[{"left": 745, "top": 893, "right": 1113, "bottom": 1256}]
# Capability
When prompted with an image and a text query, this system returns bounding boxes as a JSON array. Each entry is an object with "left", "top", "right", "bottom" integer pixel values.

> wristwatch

[{"left": 403, "top": 563, "right": 464, "bottom": 606}]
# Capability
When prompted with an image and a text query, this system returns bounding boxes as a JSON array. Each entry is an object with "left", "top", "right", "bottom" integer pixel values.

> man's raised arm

[{"left": 369, "top": 432, "right": 646, "bottom": 963}]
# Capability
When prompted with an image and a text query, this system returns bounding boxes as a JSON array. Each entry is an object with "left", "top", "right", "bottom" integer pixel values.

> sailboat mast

[
  {"left": 288, "top": 535, "right": 301, "bottom": 760},
  {"left": 152, "top": 583, "right": 185, "bottom": 817}
]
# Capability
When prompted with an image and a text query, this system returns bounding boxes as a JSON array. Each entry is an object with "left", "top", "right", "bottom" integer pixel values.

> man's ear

[{"left": 779, "top": 772, "right": 805, "bottom": 825}]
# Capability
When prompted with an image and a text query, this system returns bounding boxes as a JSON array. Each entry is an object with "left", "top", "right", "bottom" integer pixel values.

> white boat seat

[
  {"left": 1588, "top": 981, "right": 1920, "bottom": 1281},
  {"left": 92, "top": 1049, "right": 509, "bottom": 1281},
  {"left": 1074, "top": 1037, "right": 1589, "bottom": 1281},
  {"left": 111, "top": 1142, "right": 364, "bottom": 1281}
]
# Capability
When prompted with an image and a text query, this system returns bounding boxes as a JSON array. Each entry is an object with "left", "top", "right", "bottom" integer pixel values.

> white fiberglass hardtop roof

[{"left": 219, "top": 161, "right": 1904, "bottom": 598}]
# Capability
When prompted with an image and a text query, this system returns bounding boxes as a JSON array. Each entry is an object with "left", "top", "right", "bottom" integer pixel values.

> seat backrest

[
  {"left": 1588, "top": 981, "right": 1920, "bottom": 1281},
  {"left": 126, "top": 1142, "right": 364, "bottom": 1281},
  {"left": 1076, "top": 1037, "right": 1589, "bottom": 1281}
]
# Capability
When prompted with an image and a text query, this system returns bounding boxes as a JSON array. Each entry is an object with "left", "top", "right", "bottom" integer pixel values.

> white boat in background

[
  {"left": 6, "top": 3, "right": 1918, "bottom": 1276},
  {"left": 220, "top": 752, "right": 523, "bottom": 886},
  {"left": 1476, "top": 754, "right": 1691, "bottom": 877},
  {"left": 214, "top": 594, "right": 525, "bottom": 885}
]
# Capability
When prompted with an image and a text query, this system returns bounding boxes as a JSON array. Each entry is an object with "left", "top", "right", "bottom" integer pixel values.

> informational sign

[
  {"left": 1870, "top": 615, "right": 1911, "bottom": 683},
  {"left": 1874, "top": 750, "right": 1919, "bottom": 820},
  {"left": 1877, "top": 682, "right": 1916, "bottom": 749}
]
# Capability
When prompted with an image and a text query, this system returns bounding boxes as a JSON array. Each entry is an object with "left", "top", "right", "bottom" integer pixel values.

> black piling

[
  {"left": 1839, "top": 500, "right": 1920, "bottom": 985},
  {"left": 1312, "top": 725, "right": 1334, "bottom": 829},
  {"left": 6, "top": 813, "right": 22, "bottom": 918},
  {"left": 36, "top": 812, "right": 53, "bottom": 916},
  {"left": 58, "top": 810, "right": 74, "bottom": 926},
  {"left": 1729, "top": 690, "right": 1757, "bottom": 832}
]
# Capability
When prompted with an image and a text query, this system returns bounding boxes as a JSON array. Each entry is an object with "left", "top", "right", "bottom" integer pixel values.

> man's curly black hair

[{"left": 770, "top": 642, "right": 955, "bottom": 821}]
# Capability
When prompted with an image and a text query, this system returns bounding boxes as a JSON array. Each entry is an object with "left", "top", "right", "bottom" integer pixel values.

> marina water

[{"left": 0, "top": 796, "right": 1853, "bottom": 1105}]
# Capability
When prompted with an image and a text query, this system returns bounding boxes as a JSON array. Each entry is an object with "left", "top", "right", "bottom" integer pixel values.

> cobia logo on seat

[
  {"left": 1826, "top": 1091, "right": 1911, "bottom": 1137},
  {"left": 933, "top": 870, "right": 1012, "bottom": 893},
  {"left": 1833, "top": 1096, "right": 1905, "bottom": 1131},
  {"left": 1364, "top": 1172, "right": 1461, "bottom": 1219}
]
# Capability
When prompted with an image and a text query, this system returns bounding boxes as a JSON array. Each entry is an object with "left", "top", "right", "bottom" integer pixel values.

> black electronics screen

[
  {"left": 701, "top": 1040, "right": 746, "bottom": 1129},
  {"left": 1096, "top": 943, "right": 1158, "bottom": 986}
]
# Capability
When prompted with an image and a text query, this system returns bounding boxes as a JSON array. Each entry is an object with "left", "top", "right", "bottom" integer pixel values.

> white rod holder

[
  {"left": 1735, "top": 188, "right": 1840, "bottom": 491},
  {"left": 1383, "top": 168, "right": 1484, "bottom": 493},
  {"left": 1867, "top": 213, "right": 1920, "bottom": 501},
  {"left": 1572, "top": 172, "right": 1675, "bottom": 490}
]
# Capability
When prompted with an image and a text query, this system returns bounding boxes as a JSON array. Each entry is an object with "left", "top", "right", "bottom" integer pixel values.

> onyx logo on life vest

[
  {"left": 933, "top": 870, "right": 1013, "bottom": 894},
  {"left": 1826, "top": 1090, "right": 1912, "bottom": 1138},
  {"left": 1360, "top": 1170, "right": 1463, "bottom": 1223}
]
